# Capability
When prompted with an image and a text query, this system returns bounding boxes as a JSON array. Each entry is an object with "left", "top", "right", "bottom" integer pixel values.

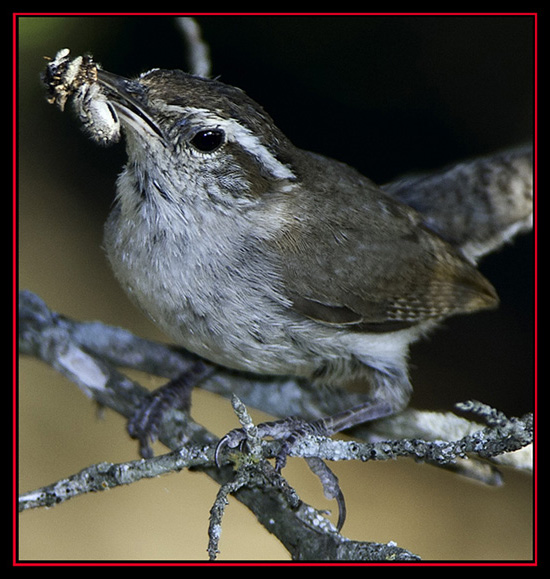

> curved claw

[
  {"left": 215, "top": 419, "right": 349, "bottom": 530},
  {"left": 214, "top": 441, "right": 225, "bottom": 468},
  {"left": 214, "top": 428, "right": 247, "bottom": 467},
  {"left": 214, "top": 416, "right": 322, "bottom": 470}
]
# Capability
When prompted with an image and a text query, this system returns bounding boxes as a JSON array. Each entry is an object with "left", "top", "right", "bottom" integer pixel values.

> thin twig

[
  {"left": 176, "top": 17, "right": 212, "bottom": 78},
  {"left": 18, "top": 443, "right": 213, "bottom": 512}
]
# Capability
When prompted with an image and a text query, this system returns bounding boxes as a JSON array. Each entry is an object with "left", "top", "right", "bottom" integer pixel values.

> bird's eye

[{"left": 190, "top": 129, "right": 225, "bottom": 152}]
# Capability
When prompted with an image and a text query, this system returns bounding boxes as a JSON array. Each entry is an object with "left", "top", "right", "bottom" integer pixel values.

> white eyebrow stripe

[{"left": 161, "top": 104, "right": 296, "bottom": 181}]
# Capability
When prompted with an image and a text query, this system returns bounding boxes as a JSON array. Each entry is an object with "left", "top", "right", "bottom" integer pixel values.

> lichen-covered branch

[
  {"left": 18, "top": 290, "right": 532, "bottom": 561},
  {"left": 18, "top": 443, "right": 213, "bottom": 512}
]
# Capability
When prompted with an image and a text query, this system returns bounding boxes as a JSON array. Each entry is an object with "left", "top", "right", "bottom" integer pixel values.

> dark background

[{"left": 18, "top": 14, "right": 534, "bottom": 561}]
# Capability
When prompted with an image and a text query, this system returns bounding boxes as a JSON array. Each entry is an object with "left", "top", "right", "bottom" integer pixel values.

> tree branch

[{"left": 18, "top": 290, "right": 532, "bottom": 560}]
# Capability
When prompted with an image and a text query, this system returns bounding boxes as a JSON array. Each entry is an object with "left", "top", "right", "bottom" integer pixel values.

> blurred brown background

[{"left": 17, "top": 15, "right": 534, "bottom": 561}]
